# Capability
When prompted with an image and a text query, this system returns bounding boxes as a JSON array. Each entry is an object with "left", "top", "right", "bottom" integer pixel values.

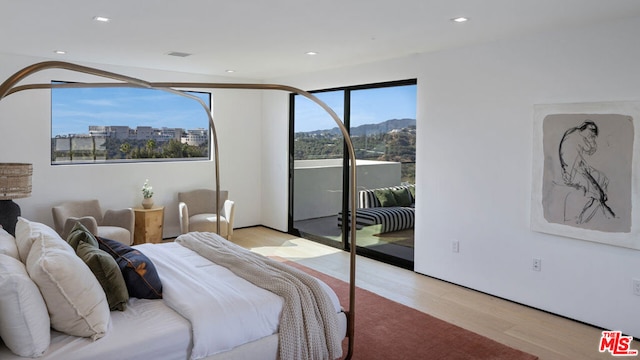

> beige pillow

[
  {"left": 26, "top": 231, "right": 110, "bottom": 340},
  {"left": 15, "top": 217, "right": 61, "bottom": 263},
  {"left": 0, "top": 254, "right": 50, "bottom": 357},
  {"left": 0, "top": 227, "right": 19, "bottom": 260}
]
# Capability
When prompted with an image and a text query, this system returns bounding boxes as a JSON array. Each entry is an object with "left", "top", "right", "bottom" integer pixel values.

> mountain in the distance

[{"left": 298, "top": 118, "right": 415, "bottom": 137}]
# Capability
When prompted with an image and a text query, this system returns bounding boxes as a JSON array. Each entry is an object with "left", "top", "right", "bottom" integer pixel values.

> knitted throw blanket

[{"left": 176, "top": 232, "right": 343, "bottom": 360}]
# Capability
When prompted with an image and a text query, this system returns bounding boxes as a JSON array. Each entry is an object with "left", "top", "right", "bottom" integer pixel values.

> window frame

[{"left": 50, "top": 82, "right": 212, "bottom": 165}]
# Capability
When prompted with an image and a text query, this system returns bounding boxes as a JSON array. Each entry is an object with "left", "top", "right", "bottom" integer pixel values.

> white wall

[
  {"left": 259, "top": 91, "right": 289, "bottom": 231},
  {"left": 267, "top": 17, "right": 640, "bottom": 337},
  {"left": 0, "top": 53, "right": 264, "bottom": 237}
]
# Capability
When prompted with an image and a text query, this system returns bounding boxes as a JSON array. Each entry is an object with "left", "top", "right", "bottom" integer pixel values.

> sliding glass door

[
  {"left": 348, "top": 84, "right": 416, "bottom": 268},
  {"left": 290, "top": 90, "right": 345, "bottom": 246},
  {"left": 290, "top": 80, "right": 417, "bottom": 269}
]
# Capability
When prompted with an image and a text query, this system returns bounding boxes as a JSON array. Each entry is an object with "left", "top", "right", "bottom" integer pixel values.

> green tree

[
  {"left": 119, "top": 142, "right": 131, "bottom": 159},
  {"left": 165, "top": 139, "right": 185, "bottom": 157},
  {"left": 145, "top": 139, "right": 157, "bottom": 156}
]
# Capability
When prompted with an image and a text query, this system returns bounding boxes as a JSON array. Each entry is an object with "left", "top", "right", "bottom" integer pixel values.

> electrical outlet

[
  {"left": 532, "top": 258, "right": 542, "bottom": 272},
  {"left": 633, "top": 279, "right": 640, "bottom": 296},
  {"left": 452, "top": 240, "right": 459, "bottom": 253}
]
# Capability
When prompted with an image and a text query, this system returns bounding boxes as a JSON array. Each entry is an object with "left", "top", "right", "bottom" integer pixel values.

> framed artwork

[{"left": 531, "top": 101, "right": 640, "bottom": 249}]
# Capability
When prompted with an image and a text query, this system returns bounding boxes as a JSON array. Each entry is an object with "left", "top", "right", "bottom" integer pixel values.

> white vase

[{"left": 142, "top": 197, "right": 154, "bottom": 209}]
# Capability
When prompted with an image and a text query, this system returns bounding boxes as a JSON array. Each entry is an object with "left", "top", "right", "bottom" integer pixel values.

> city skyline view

[{"left": 51, "top": 85, "right": 211, "bottom": 137}]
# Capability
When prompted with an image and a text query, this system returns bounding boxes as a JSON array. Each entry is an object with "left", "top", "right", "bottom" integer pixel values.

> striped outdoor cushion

[
  {"left": 337, "top": 185, "right": 415, "bottom": 233},
  {"left": 338, "top": 206, "right": 415, "bottom": 233}
]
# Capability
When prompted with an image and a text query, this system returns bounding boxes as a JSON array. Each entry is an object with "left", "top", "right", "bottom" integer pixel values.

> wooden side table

[{"left": 133, "top": 207, "right": 164, "bottom": 244}]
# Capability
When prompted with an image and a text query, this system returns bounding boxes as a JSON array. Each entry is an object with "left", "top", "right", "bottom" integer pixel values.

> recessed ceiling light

[
  {"left": 451, "top": 17, "right": 469, "bottom": 23},
  {"left": 93, "top": 16, "right": 111, "bottom": 22},
  {"left": 305, "top": 51, "right": 318, "bottom": 56},
  {"left": 54, "top": 50, "right": 66, "bottom": 55},
  {"left": 225, "top": 70, "right": 235, "bottom": 73}
]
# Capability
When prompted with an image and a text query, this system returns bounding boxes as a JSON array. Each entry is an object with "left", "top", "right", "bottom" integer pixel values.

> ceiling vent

[{"left": 167, "top": 51, "right": 192, "bottom": 57}]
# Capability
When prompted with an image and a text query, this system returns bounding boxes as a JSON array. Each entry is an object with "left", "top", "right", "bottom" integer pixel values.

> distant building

[
  {"left": 182, "top": 128, "right": 208, "bottom": 146},
  {"left": 157, "top": 127, "right": 184, "bottom": 142},
  {"left": 88, "top": 125, "right": 131, "bottom": 140},
  {"left": 52, "top": 124, "right": 208, "bottom": 163},
  {"left": 56, "top": 124, "right": 205, "bottom": 148},
  {"left": 85, "top": 125, "right": 190, "bottom": 142},
  {"left": 135, "top": 126, "right": 154, "bottom": 140}
]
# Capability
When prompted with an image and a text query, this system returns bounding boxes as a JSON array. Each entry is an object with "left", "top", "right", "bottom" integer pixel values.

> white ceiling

[{"left": 3, "top": 0, "right": 640, "bottom": 80}]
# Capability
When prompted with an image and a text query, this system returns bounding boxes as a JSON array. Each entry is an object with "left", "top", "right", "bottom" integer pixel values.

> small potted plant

[{"left": 141, "top": 179, "right": 154, "bottom": 209}]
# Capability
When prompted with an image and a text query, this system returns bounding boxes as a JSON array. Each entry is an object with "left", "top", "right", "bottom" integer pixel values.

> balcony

[{"left": 293, "top": 159, "right": 401, "bottom": 221}]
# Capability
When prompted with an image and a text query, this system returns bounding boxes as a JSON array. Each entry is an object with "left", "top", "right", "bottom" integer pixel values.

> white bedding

[
  {"left": 0, "top": 241, "right": 345, "bottom": 360},
  {"left": 176, "top": 232, "right": 343, "bottom": 360},
  {"left": 0, "top": 298, "right": 192, "bottom": 360},
  {"left": 137, "top": 242, "right": 286, "bottom": 359}
]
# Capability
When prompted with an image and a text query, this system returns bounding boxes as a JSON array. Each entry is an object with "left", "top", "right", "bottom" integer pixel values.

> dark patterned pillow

[{"left": 96, "top": 237, "right": 162, "bottom": 299}]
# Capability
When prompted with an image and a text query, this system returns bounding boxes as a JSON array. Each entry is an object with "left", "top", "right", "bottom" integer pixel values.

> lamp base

[{"left": 0, "top": 200, "right": 21, "bottom": 236}]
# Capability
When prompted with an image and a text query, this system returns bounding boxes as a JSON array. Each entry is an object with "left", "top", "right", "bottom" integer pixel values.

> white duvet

[
  {"left": 137, "top": 242, "right": 285, "bottom": 359},
  {"left": 175, "top": 232, "right": 343, "bottom": 360}
]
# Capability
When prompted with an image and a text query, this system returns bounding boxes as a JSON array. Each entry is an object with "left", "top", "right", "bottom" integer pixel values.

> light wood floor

[{"left": 233, "top": 226, "right": 633, "bottom": 360}]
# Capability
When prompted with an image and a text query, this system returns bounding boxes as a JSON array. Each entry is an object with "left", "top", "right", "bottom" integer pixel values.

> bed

[
  {"left": 0, "top": 61, "right": 359, "bottom": 359},
  {"left": 0, "top": 220, "right": 346, "bottom": 359}
]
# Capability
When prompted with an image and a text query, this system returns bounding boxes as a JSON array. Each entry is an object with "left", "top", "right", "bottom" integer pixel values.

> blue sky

[
  {"left": 51, "top": 86, "right": 211, "bottom": 137},
  {"left": 294, "top": 84, "right": 417, "bottom": 133},
  {"left": 52, "top": 84, "right": 416, "bottom": 136}
]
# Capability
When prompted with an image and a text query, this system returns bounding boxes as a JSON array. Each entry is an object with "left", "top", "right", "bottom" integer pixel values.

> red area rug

[{"left": 286, "top": 261, "right": 538, "bottom": 360}]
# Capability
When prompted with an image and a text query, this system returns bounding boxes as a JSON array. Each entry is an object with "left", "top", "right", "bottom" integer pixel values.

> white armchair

[
  {"left": 52, "top": 199, "right": 135, "bottom": 245},
  {"left": 178, "top": 189, "right": 235, "bottom": 239}
]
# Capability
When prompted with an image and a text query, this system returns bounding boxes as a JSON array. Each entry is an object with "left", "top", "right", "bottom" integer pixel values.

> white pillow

[
  {"left": 26, "top": 231, "right": 110, "bottom": 340},
  {"left": 0, "top": 254, "right": 50, "bottom": 357},
  {"left": 0, "top": 228, "right": 19, "bottom": 260},
  {"left": 15, "top": 217, "right": 61, "bottom": 263}
]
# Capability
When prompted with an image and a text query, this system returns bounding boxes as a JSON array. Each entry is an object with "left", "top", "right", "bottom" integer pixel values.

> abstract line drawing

[
  {"left": 557, "top": 120, "right": 615, "bottom": 224},
  {"left": 532, "top": 101, "right": 640, "bottom": 249}
]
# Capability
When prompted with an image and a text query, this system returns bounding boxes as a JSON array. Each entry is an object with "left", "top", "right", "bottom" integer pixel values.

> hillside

[
  {"left": 297, "top": 118, "right": 416, "bottom": 137},
  {"left": 294, "top": 118, "right": 416, "bottom": 183}
]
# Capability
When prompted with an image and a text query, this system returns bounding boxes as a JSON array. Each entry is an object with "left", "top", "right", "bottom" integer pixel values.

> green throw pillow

[
  {"left": 374, "top": 189, "right": 397, "bottom": 207},
  {"left": 391, "top": 188, "right": 412, "bottom": 207},
  {"left": 66, "top": 222, "right": 99, "bottom": 251},
  {"left": 408, "top": 185, "right": 415, "bottom": 199},
  {"left": 76, "top": 242, "right": 129, "bottom": 311}
]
